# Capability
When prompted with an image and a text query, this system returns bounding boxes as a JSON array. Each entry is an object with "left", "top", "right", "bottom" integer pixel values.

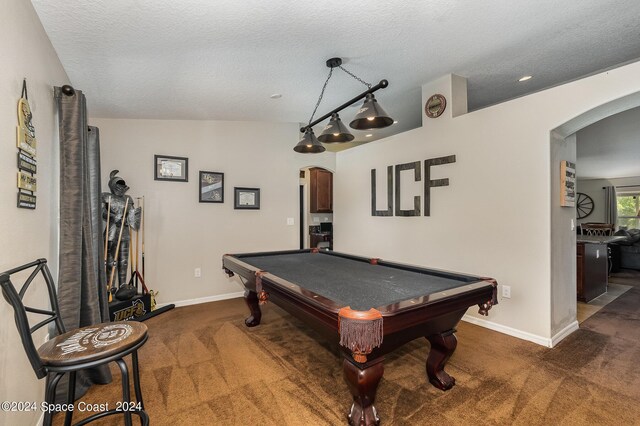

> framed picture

[
  {"left": 154, "top": 155, "right": 188, "bottom": 182},
  {"left": 234, "top": 187, "right": 260, "bottom": 209},
  {"left": 199, "top": 171, "right": 224, "bottom": 203}
]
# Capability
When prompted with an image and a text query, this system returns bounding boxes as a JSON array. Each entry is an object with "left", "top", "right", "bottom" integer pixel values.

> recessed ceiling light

[
  {"left": 270, "top": 93, "right": 282, "bottom": 99},
  {"left": 393, "top": 120, "right": 398, "bottom": 124},
  {"left": 365, "top": 134, "right": 373, "bottom": 137},
  {"left": 518, "top": 75, "right": 532, "bottom": 82}
]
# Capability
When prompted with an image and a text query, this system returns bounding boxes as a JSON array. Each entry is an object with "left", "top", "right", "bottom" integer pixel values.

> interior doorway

[
  {"left": 549, "top": 91, "right": 640, "bottom": 344},
  {"left": 299, "top": 166, "right": 334, "bottom": 250}
]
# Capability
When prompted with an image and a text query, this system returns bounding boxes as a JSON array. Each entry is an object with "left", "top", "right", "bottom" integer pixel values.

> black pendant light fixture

[
  {"left": 294, "top": 127, "right": 325, "bottom": 153},
  {"left": 318, "top": 113, "right": 355, "bottom": 143},
  {"left": 350, "top": 93, "right": 394, "bottom": 130},
  {"left": 295, "top": 58, "right": 393, "bottom": 153}
]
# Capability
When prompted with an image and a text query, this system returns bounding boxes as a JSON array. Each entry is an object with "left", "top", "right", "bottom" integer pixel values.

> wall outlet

[
  {"left": 502, "top": 285, "right": 511, "bottom": 299},
  {"left": 287, "top": 217, "right": 295, "bottom": 226},
  {"left": 194, "top": 267, "right": 201, "bottom": 278}
]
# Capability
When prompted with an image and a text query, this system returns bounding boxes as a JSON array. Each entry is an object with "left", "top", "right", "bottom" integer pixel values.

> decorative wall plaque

[
  {"left": 17, "top": 171, "right": 37, "bottom": 192},
  {"left": 16, "top": 80, "right": 37, "bottom": 209},
  {"left": 17, "top": 190, "right": 36, "bottom": 210},
  {"left": 17, "top": 150, "right": 37, "bottom": 173},
  {"left": 17, "top": 97, "right": 37, "bottom": 156},
  {"left": 560, "top": 160, "right": 576, "bottom": 207}
]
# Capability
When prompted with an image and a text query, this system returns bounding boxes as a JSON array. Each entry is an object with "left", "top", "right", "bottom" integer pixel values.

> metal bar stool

[{"left": 1, "top": 259, "right": 149, "bottom": 426}]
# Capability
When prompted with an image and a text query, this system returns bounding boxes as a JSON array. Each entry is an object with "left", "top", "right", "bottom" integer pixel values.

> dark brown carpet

[{"left": 55, "top": 273, "right": 640, "bottom": 425}]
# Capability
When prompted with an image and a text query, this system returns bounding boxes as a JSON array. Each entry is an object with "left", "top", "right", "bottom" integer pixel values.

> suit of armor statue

[{"left": 102, "top": 170, "right": 141, "bottom": 299}]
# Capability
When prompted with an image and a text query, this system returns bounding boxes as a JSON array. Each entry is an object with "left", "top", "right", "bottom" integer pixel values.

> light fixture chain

[
  {"left": 308, "top": 67, "right": 333, "bottom": 125},
  {"left": 338, "top": 65, "right": 372, "bottom": 89}
]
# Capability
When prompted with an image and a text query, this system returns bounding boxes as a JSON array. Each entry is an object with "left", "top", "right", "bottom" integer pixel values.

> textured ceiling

[{"left": 32, "top": 0, "right": 640, "bottom": 146}]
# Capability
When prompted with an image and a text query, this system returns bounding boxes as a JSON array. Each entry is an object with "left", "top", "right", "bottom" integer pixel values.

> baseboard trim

[
  {"left": 161, "top": 291, "right": 244, "bottom": 308},
  {"left": 549, "top": 320, "right": 579, "bottom": 347},
  {"left": 462, "top": 314, "right": 554, "bottom": 347}
]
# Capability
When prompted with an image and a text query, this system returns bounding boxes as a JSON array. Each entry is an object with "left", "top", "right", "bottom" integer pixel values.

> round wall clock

[
  {"left": 425, "top": 94, "right": 447, "bottom": 118},
  {"left": 576, "top": 192, "right": 594, "bottom": 219}
]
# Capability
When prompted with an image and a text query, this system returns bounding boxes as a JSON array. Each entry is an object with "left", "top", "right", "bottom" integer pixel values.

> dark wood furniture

[
  {"left": 310, "top": 232, "right": 332, "bottom": 249},
  {"left": 310, "top": 167, "right": 333, "bottom": 213},
  {"left": 1, "top": 259, "right": 149, "bottom": 426},
  {"left": 576, "top": 235, "right": 627, "bottom": 302},
  {"left": 223, "top": 249, "right": 497, "bottom": 425},
  {"left": 577, "top": 241, "right": 607, "bottom": 302}
]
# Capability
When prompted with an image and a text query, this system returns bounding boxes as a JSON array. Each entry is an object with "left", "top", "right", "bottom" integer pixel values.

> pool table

[{"left": 222, "top": 249, "right": 497, "bottom": 425}]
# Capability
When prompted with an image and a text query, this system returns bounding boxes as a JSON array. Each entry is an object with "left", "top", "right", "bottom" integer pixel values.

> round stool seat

[{"left": 38, "top": 321, "right": 148, "bottom": 367}]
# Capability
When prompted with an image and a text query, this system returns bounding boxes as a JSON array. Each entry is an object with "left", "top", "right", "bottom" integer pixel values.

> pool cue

[
  {"left": 134, "top": 198, "right": 140, "bottom": 291},
  {"left": 107, "top": 198, "right": 129, "bottom": 302},
  {"left": 141, "top": 196, "right": 145, "bottom": 285},
  {"left": 104, "top": 196, "right": 111, "bottom": 299},
  {"left": 129, "top": 228, "right": 134, "bottom": 284},
  {"left": 130, "top": 196, "right": 149, "bottom": 295}
]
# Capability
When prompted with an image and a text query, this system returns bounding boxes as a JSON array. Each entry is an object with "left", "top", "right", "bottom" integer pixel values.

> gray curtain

[
  {"left": 54, "top": 87, "right": 111, "bottom": 401},
  {"left": 604, "top": 186, "right": 618, "bottom": 227}
]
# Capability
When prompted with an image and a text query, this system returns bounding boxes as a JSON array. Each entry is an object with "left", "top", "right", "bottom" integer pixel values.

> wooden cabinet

[
  {"left": 577, "top": 242, "right": 607, "bottom": 302},
  {"left": 310, "top": 168, "right": 332, "bottom": 213},
  {"left": 310, "top": 233, "right": 332, "bottom": 250}
]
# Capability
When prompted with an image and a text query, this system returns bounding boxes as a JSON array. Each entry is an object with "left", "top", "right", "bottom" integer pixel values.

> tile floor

[{"left": 576, "top": 282, "right": 632, "bottom": 323}]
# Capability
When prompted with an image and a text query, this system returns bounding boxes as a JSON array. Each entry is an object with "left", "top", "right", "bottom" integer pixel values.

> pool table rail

[{"left": 223, "top": 249, "right": 497, "bottom": 318}]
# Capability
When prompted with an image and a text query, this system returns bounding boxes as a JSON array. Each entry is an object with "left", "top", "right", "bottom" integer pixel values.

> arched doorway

[{"left": 549, "top": 91, "right": 640, "bottom": 343}]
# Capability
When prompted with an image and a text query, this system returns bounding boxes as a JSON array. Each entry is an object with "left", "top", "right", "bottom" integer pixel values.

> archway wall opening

[
  {"left": 550, "top": 85, "right": 640, "bottom": 343},
  {"left": 299, "top": 166, "right": 335, "bottom": 249}
]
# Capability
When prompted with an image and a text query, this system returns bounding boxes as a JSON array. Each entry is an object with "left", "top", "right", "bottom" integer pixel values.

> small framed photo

[
  {"left": 234, "top": 187, "right": 260, "bottom": 210},
  {"left": 199, "top": 171, "right": 224, "bottom": 203},
  {"left": 154, "top": 155, "right": 188, "bottom": 182}
]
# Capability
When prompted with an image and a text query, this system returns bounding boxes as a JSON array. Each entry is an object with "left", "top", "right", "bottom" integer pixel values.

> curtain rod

[{"left": 603, "top": 185, "right": 640, "bottom": 189}]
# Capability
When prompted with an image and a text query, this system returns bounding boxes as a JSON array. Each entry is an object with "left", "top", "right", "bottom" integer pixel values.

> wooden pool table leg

[
  {"left": 243, "top": 289, "right": 262, "bottom": 327},
  {"left": 425, "top": 330, "right": 457, "bottom": 390},
  {"left": 343, "top": 356, "right": 384, "bottom": 426}
]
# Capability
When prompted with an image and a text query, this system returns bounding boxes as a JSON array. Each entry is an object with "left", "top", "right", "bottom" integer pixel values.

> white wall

[
  {"left": 576, "top": 106, "right": 640, "bottom": 179},
  {"left": 334, "top": 60, "right": 640, "bottom": 345},
  {"left": 91, "top": 118, "right": 335, "bottom": 305},
  {"left": 0, "top": 0, "right": 69, "bottom": 424}
]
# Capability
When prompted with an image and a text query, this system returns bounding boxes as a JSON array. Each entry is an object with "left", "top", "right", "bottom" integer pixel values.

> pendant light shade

[
  {"left": 349, "top": 93, "right": 394, "bottom": 130},
  {"left": 317, "top": 113, "right": 355, "bottom": 143},
  {"left": 294, "top": 128, "right": 325, "bottom": 153}
]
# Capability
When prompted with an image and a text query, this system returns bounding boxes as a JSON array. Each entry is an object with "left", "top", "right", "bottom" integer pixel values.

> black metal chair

[
  {"left": 0, "top": 259, "right": 149, "bottom": 426},
  {"left": 580, "top": 223, "right": 615, "bottom": 236}
]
